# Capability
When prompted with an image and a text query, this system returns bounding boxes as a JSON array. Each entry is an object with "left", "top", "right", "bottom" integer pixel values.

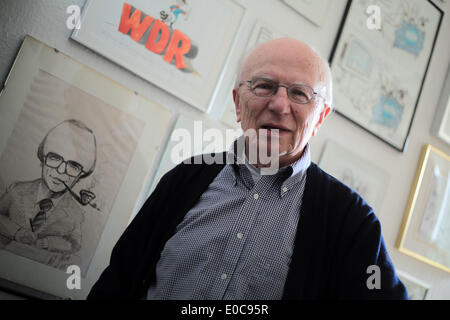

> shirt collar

[
  {"left": 280, "top": 143, "right": 311, "bottom": 195},
  {"left": 227, "top": 136, "right": 311, "bottom": 184},
  {"left": 289, "top": 143, "right": 311, "bottom": 179},
  {"left": 36, "top": 181, "right": 64, "bottom": 210}
]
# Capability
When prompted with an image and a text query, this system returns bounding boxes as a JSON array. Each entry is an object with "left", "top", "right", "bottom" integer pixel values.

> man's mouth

[
  {"left": 260, "top": 124, "right": 290, "bottom": 135},
  {"left": 50, "top": 176, "right": 65, "bottom": 185}
]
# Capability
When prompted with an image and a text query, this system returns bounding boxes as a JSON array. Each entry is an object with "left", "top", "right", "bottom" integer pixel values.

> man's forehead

[
  {"left": 43, "top": 122, "right": 96, "bottom": 167},
  {"left": 242, "top": 39, "right": 324, "bottom": 83}
]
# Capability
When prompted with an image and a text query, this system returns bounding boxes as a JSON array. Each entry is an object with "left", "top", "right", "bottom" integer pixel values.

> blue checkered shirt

[{"left": 146, "top": 144, "right": 311, "bottom": 300}]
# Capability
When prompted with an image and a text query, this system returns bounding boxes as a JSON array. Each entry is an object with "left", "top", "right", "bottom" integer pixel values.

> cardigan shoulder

[
  {"left": 297, "top": 162, "right": 407, "bottom": 299},
  {"left": 306, "top": 162, "right": 385, "bottom": 256},
  {"left": 305, "top": 162, "right": 375, "bottom": 224}
]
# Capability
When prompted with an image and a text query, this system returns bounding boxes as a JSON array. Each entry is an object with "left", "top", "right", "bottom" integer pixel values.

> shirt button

[
  {"left": 237, "top": 232, "right": 243, "bottom": 239},
  {"left": 221, "top": 273, "right": 227, "bottom": 280},
  {"left": 253, "top": 193, "right": 259, "bottom": 200},
  {"left": 282, "top": 187, "right": 288, "bottom": 193}
]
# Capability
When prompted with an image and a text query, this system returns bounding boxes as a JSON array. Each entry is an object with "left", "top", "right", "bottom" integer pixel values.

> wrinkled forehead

[{"left": 43, "top": 122, "right": 96, "bottom": 169}]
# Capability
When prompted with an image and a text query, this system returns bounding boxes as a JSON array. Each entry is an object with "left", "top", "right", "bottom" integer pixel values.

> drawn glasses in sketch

[
  {"left": 44, "top": 152, "right": 84, "bottom": 177},
  {"left": 239, "top": 77, "right": 325, "bottom": 105}
]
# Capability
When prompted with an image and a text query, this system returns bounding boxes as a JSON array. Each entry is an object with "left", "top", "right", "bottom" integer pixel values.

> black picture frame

[{"left": 329, "top": 0, "right": 443, "bottom": 152}]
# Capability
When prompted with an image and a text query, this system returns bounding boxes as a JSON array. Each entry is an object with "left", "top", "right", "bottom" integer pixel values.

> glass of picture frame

[
  {"left": 0, "top": 35, "right": 172, "bottom": 299},
  {"left": 396, "top": 144, "right": 450, "bottom": 273},
  {"left": 329, "top": 0, "right": 443, "bottom": 152},
  {"left": 72, "top": 0, "right": 245, "bottom": 112}
]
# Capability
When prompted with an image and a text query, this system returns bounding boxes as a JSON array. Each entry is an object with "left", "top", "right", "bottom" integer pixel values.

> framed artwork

[
  {"left": 221, "top": 19, "right": 285, "bottom": 129},
  {"left": 318, "top": 140, "right": 389, "bottom": 214},
  {"left": 0, "top": 36, "right": 172, "bottom": 299},
  {"left": 396, "top": 145, "right": 450, "bottom": 273},
  {"left": 148, "top": 114, "right": 240, "bottom": 199},
  {"left": 281, "top": 0, "right": 332, "bottom": 26},
  {"left": 396, "top": 271, "right": 430, "bottom": 300},
  {"left": 330, "top": 0, "right": 443, "bottom": 152},
  {"left": 71, "top": 0, "right": 245, "bottom": 112},
  {"left": 432, "top": 63, "right": 450, "bottom": 145}
]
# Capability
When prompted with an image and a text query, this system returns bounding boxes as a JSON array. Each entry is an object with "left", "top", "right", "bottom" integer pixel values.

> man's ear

[
  {"left": 232, "top": 88, "right": 241, "bottom": 122},
  {"left": 312, "top": 104, "right": 331, "bottom": 137}
]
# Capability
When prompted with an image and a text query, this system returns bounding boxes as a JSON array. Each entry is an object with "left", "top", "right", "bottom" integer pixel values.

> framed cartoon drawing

[
  {"left": 0, "top": 36, "right": 172, "bottom": 299},
  {"left": 330, "top": 0, "right": 443, "bottom": 151},
  {"left": 72, "top": 0, "right": 245, "bottom": 112},
  {"left": 397, "top": 145, "right": 450, "bottom": 273}
]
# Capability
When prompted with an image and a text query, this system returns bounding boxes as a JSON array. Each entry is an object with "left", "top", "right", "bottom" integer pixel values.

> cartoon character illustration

[
  {"left": 394, "top": 20, "right": 425, "bottom": 56},
  {"left": 160, "top": 10, "right": 173, "bottom": 26},
  {"left": 160, "top": 0, "right": 190, "bottom": 28},
  {"left": 372, "top": 83, "right": 406, "bottom": 130},
  {"left": 393, "top": 1, "right": 429, "bottom": 56}
]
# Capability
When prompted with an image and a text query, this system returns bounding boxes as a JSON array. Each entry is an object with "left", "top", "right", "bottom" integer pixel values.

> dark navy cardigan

[{"left": 88, "top": 154, "right": 408, "bottom": 300}]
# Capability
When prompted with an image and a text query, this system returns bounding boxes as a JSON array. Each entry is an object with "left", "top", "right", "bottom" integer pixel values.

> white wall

[{"left": 0, "top": 0, "right": 449, "bottom": 299}]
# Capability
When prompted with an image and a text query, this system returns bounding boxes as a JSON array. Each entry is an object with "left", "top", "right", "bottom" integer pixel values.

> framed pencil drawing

[
  {"left": 71, "top": 0, "right": 245, "bottom": 112},
  {"left": 0, "top": 36, "right": 172, "bottom": 299},
  {"left": 396, "top": 145, "right": 450, "bottom": 273},
  {"left": 329, "top": 0, "right": 443, "bottom": 151}
]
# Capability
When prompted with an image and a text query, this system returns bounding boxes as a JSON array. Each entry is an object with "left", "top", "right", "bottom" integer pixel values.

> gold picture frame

[{"left": 396, "top": 144, "right": 450, "bottom": 273}]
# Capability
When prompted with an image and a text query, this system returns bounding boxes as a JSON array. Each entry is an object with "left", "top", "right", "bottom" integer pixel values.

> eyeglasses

[
  {"left": 240, "top": 77, "right": 324, "bottom": 104},
  {"left": 44, "top": 152, "right": 84, "bottom": 177}
]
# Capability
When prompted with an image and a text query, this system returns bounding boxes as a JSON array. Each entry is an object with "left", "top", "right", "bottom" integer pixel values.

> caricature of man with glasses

[{"left": 0, "top": 119, "right": 96, "bottom": 269}]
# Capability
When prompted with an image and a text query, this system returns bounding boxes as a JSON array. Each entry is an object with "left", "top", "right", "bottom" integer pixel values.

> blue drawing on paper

[
  {"left": 170, "top": 5, "right": 186, "bottom": 22},
  {"left": 394, "top": 21, "right": 425, "bottom": 56},
  {"left": 345, "top": 41, "right": 372, "bottom": 77},
  {"left": 372, "top": 95, "right": 404, "bottom": 129}
]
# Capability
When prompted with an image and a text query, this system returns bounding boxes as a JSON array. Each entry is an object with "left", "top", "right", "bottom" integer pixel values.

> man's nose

[
  {"left": 56, "top": 162, "right": 67, "bottom": 175},
  {"left": 267, "top": 86, "right": 291, "bottom": 113}
]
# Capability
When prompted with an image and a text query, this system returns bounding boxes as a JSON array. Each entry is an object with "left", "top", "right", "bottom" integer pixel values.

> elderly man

[
  {"left": 89, "top": 38, "right": 407, "bottom": 299},
  {"left": 0, "top": 119, "right": 96, "bottom": 269}
]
